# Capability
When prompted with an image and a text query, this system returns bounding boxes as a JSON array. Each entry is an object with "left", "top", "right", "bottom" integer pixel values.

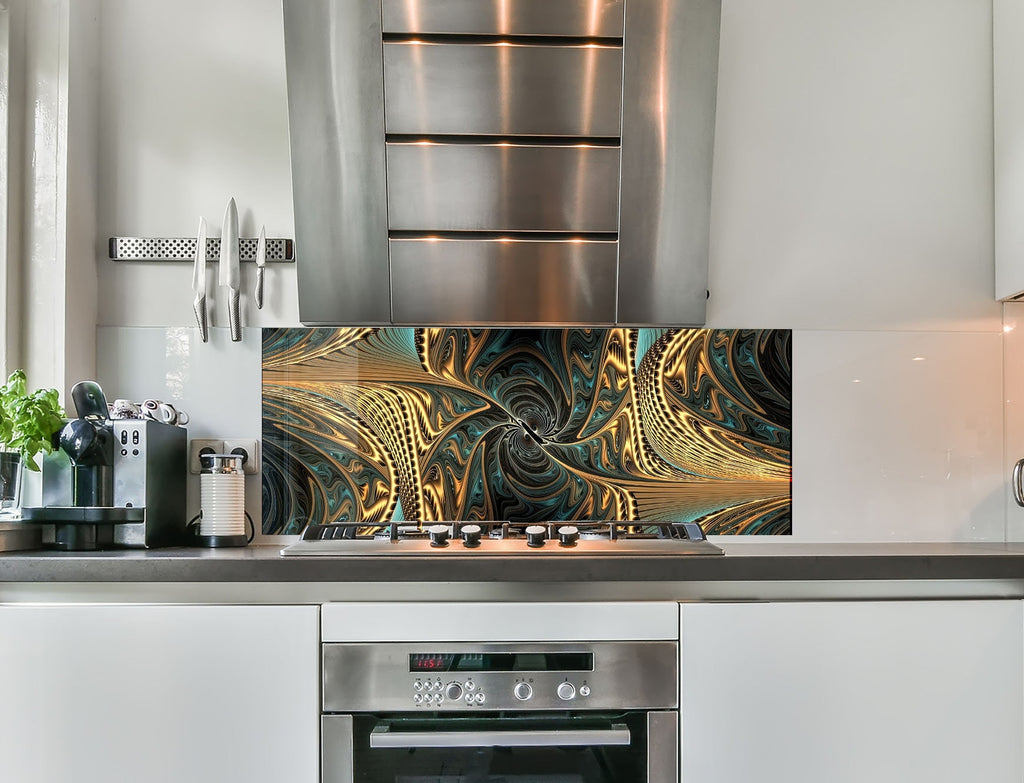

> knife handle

[
  {"left": 229, "top": 289, "right": 241, "bottom": 342},
  {"left": 255, "top": 267, "right": 265, "bottom": 310},
  {"left": 193, "top": 295, "right": 209, "bottom": 343}
]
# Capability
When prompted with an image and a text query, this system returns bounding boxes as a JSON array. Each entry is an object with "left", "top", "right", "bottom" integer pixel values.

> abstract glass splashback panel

[{"left": 262, "top": 328, "right": 791, "bottom": 535}]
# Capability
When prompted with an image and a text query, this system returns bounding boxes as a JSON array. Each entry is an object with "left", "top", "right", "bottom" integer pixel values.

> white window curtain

[
  {"left": 0, "top": 0, "right": 13, "bottom": 380},
  {"left": 0, "top": 0, "right": 98, "bottom": 402}
]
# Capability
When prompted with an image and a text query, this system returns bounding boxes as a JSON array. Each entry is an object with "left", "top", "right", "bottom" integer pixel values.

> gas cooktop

[{"left": 280, "top": 521, "right": 723, "bottom": 557}]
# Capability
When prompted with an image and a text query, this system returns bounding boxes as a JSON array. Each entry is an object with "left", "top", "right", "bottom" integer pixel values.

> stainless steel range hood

[{"left": 284, "top": 0, "right": 721, "bottom": 326}]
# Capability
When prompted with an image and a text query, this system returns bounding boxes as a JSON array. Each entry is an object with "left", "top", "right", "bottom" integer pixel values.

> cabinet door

[
  {"left": 0, "top": 604, "right": 319, "bottom": 783},
  {"left": 680, "top": 601, "right": 1023, "bottom": 783},
  {"left": 996, "top": 0, "right": 1024, "bottom": 299}
]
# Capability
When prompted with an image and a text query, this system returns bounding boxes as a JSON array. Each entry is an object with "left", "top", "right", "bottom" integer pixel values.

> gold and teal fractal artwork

[{"left": 262, "top": 328, "right": 791, "bottom": 535}]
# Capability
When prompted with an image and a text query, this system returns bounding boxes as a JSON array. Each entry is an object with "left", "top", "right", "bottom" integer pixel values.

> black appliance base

[{"left": 193, "top": 533, "right": 249, "bottom": 548}]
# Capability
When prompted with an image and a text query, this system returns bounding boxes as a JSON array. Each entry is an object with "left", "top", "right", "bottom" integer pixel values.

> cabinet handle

[
  {"left": 1013, "top": 458, "right": 1024, "bottom": 507},
  {"left": 369, "top": 723, "right": 630, "bottom": 749}
]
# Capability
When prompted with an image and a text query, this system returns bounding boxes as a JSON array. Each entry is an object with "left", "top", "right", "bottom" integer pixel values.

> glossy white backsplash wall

[
  {"left": 93, "top": 0, "right": 1006, "bottom": 542},
  {"left": 1003, "top": 303, "right": 1024, "bottom": 541},
  {"left": 96, "top": 327, "right": 263, "bottom": 532},
  {"left": 794, "top": 330, "right": 1003, "bottom": 541}
]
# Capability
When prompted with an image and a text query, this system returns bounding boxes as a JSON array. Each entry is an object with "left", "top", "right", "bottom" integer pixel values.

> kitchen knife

[
  {"left": 254, "top": 224, "right": 266, "bottom": 310},
  {"left": 219, "top": 197, "right": 241, "bottom": 342},
  {"left": 192, "top": 216, "right": 209, "bottom": 342}
]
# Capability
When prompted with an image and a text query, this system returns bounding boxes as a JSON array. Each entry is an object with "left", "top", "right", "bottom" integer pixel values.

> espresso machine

[{"left": 22, "top": 381, "right": 187, "bottom": 550}]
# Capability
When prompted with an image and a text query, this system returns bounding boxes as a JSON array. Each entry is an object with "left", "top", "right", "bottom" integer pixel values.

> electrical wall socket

[
  {"left": 188, "top": 439, "right": 224, "bottom": 474},
  {"left": 223, "top": 438, "right": 260, "bottom": 475}
]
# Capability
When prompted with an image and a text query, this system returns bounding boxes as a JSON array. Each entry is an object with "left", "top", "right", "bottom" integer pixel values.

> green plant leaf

[{"left": 0, "top": 370, "right": 65, "bottom": 471}]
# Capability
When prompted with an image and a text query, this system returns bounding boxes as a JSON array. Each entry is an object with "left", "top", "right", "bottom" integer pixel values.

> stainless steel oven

[{"left": 321, "top": 641, "right": 678, "bottom": 782}]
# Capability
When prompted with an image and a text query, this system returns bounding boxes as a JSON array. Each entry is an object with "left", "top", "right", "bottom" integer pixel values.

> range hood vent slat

[
  {"left": 387, "top": 231, "right": 619, "bottom": 242},
  {"left": 381, "top": 0, "right": 626, "bottom": 38},
  {"left": 385, "top": 135, "right": 622, "bottom": 147},
  {"left": 382, "top": 33, "right": 623, "bottom": 47}
]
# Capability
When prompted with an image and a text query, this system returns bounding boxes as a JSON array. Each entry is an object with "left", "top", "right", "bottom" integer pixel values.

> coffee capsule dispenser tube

[{"left": 198, "top": 453, "right": 247, "bottom": 547}]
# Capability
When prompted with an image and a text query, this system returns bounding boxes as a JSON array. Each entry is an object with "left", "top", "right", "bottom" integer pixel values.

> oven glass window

[{"left": 347, "top": 713, "right": 647, "bottom": 783}]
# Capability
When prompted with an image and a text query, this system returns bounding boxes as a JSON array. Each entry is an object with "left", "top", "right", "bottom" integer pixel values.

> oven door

[{"left": 323, "top": 711, "right": 677, "bottom": 783}]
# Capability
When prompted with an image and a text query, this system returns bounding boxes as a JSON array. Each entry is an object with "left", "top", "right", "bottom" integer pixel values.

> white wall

[
  {"left": 705, "top": 0, "right": 1003, "bottom": 542},
  {"left": 96, "top": 0, "right": 297, "bottom": 329},
  {"left": 91, "top": 0, "right": 1005, "bottom": 542}
]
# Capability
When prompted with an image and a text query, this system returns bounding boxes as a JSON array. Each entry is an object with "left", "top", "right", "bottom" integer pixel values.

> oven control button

[
  {"left": 445, "top": 682, "right": 464, "bottom": 701},
  {"left": 513, "top": 682, "right": 533, "bottom": 701},
  {"left": 413, "top": 680, "right": 423, "bottom": 691},
  {"left": 434, "top": 693, "right": 443, "bottom": 704},
  {"left": 474, "top": 692, "right": 486, "bottom": 704},
  {"left": 525, "top": 525, "right": 547, "bottom": 547},
  {"left": 579, "top": 685, "right": 591, "bottom": 697},
  {"left": 414, "top": 694, "right": 422, "bottom": 705},
  {"left": 465, "top": 693, "right": 474, "bottom": 705},
  {"left": 557, "top": 682, "right": 576, "bottom": 701},
  {"left": 465, "top": 680, "right": 476, "bottom": 691},
  {"left": 428, "top": 524, "right": 450, "bottom": 547}
]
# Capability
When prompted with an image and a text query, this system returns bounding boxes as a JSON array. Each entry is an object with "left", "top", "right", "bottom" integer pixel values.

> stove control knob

[
  {"left": 461, "top": 524, "right": 482, "bottom": 548},
  {"left": 428, "top": 524, "right": 450, "bottom": 547},
  {"left": 557, "top": 525, "right": 579, "bottom": 547},
  {"left": 514, "top": 682, "right": 533, "bottom": 701},
  {"left": 445, "top": 682, "right": 464, "bottom": 701},
  {"left": 579, "top": 685, "right": 591, "bottom": 697},
  {"left": 525, "top": 525, "right": 547, "bottom": 548},
  {"left": 557, "top": 682, "right": 576, "bottom": 701}
]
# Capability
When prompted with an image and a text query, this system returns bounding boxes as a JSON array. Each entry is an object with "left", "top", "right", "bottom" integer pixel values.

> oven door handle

[{"left": 369, "top": 723, "right": 632, "bottom": 749}]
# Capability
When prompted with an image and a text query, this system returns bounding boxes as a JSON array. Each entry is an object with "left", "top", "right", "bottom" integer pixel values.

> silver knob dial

[
  {"left": 461, "top": 524, "right": 482, "bottom": 548},
  {"left": 445, "top": 682, "right": 463, "bottom": 701},
  {"left": 427, "top": 524, "right": 450, "bottom": 547},
  {"left": 525, "top": 524, "right": 547, "bottom": 548},
  {"left": 513, "top": 682, "right": 533, "bottom": 701},
  {"left": 556, "top": 682, "right": 576, "bottom": 701}
]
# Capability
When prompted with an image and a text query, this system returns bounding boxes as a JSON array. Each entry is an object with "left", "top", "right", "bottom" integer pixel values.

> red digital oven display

[{"left": 409, "top": 654, "right": 456, "bottom": 672}]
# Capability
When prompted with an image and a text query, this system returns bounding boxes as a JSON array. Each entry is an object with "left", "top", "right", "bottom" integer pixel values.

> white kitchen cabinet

[
  {"left": 996, "top": 0, "right": 1024, "bottom": 299},
  {"left": 679, "top": 601, "right": 1023, "bottom": 783},
  {"left": 0, "top": 604, "right": 319, "bottom": 783}
]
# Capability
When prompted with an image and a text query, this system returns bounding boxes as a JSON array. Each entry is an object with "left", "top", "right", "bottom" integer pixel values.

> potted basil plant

[{"left": 0, "top": 370, "right": 65, "bottom": 513}]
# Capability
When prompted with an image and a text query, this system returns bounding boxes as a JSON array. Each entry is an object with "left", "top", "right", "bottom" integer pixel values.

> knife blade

[
  {"left": 192, "top": 216, "right": 209, "bottom": 342},
  {"left": 254, "top": 224, "right": 266, "bottom": 310},
  {"left": 219, "top": 197, "right": 241, "bottom": 342}
]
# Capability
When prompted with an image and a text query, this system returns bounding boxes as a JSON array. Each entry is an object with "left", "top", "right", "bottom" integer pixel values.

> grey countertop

[{"left": 2, "top": 541, "right": 1024, "bottom": 592}]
